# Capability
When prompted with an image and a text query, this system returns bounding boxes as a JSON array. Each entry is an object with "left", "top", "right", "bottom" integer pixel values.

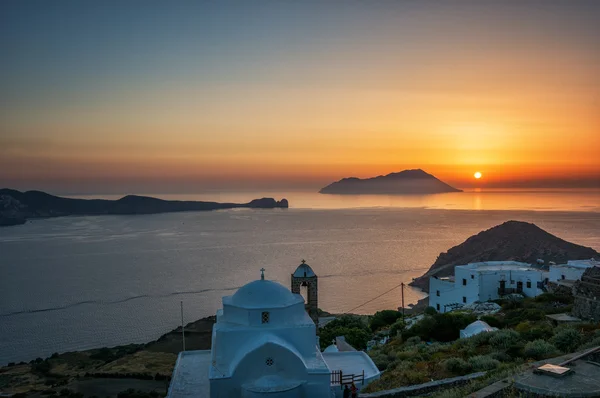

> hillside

[
  {"left": 0, "top": 189, "right": 289, "bottom": 227},
  {"left": 319, "top": 169, "right": 461, "bottom": 194},
  {"left": 410, "top": 220, "right": 600, "bottom": 292}
]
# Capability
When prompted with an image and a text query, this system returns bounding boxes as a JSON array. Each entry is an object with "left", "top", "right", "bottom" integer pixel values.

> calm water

[{"left": 1, "top": 190, "right": 599, "bottom": 365}]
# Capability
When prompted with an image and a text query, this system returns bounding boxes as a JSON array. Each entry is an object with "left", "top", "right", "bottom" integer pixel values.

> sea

[{"left": 1, "top": 189, "right": 599, "bottom": 365}]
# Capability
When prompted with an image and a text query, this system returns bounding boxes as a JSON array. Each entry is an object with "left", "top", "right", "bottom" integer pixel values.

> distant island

[
  {"left": 410, "top": 220, "right": 600, "bottom": 292},
  {"left": 0, "top": 189, "right": 289, "bottom": 227},
  {"left": 319, "top": 169, "right": 462, "bottom": 195}
]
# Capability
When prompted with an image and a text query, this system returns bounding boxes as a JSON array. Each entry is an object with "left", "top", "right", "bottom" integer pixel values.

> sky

[{"left": 1, "top": 1, "right": 599, "bottom": 193}]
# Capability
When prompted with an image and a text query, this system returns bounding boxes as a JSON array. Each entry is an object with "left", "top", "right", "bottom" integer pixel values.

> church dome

[
  {"left": 293, "top": 261, "right": 316, "bottom": 278},
  {"left": 230, "top": 279, "right": 303, "bottom": 309}
]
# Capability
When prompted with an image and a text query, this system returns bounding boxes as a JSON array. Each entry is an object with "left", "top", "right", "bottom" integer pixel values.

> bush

[
  {"left": 424, "top": 306, "right": 438, "bottom": 315},
  {"left": 320, "top": 315, "right": 371, "bottom": 351},
  {"left": 370, "top": 310, "right": 403, "bottom": 332},
  {"left": 468, "top": 355, "right": 500, "bottom": 371},
  {"left": 514, "top": 321, "right": 550, "bottom": 341},
  {"left": 389, "top": 319, "right": 406, "bottom": 337},
  {"left": 489, "top": 330, "right": 521, "bottom": 350},
  {"left": 368, "top": 349, "right": 390, "bottom": 371},
  {"left": 403, "top": 312, "right": 477, "bottom": 342},
  {"left": 320, "top": 326, "right": 371, "bottom": 351},
  {"left": 523, "top": 340, "right": 559, "bottom": 360},
  {"left": 552, "top": 328, "right": 583, "bottom": 353},
  {"left": 405, "top": 336, "right": 421, "bottom": 346},
  {"left": 443, "top": 357, "right": 471, "bottom": 374},
  {"left": 31, "top": 359, "right": 51, "bottom": 374},
  {"left": 480, "top": 315, "right": 504, "bottom": 329}
]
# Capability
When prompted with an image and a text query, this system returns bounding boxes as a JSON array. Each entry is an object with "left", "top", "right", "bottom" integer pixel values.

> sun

[{"left": 474, "top": 171, "right": 482, "bottom": 179}]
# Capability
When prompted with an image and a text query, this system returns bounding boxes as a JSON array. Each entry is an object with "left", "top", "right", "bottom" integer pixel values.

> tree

[{"left": 369, "top": 310, "right": 403, "bottom": 332}]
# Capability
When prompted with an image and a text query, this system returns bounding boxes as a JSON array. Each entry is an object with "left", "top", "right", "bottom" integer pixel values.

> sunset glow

[
  {"left": 1, "top": 2, "right": 599, "bottom": 193},
  {"left": 474, "top": 172, "right": 482, "bottom": 180}
]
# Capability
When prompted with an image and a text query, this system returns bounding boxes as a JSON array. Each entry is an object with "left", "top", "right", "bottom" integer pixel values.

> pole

[
  {"left": 401, "top": 282, "right": 405, "bottom": 318},
  {"left": 181, "top": 301, "right": 186, "bottom": 352}
]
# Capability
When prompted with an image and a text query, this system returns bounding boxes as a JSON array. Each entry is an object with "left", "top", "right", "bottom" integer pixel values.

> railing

[
  {"left": 331, "top": 370, "right": 365, "bottom": 388},
  {"left": 498, "top": 287, "right": 518, "bottom": 295}
]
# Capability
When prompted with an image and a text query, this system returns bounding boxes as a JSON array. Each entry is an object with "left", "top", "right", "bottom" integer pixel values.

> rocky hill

[
  {"left": 319, "top": 169, "right": 461, "bottom": 194},
  {"left": 0, "top": 189, "right": 289, "bottom": 227},
  {"left": 410, "top": 220, "right": 600, "bottom": 292}
]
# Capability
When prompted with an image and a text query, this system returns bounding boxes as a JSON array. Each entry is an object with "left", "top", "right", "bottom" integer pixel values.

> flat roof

[
  {"left": 167, "top": 350, "right": 211, "bottom": 398},
  {"left": 515, "top": 349, "right": 600, "bottom": 397},
  {"left": 322, "top": 352, "right": 380, "bottom": 379},
  {"left": 546, "top": 313, "right": 581, "bottom": 322},
  {"left": 458, "top": 262, "right": 539, "bottom": 273}
]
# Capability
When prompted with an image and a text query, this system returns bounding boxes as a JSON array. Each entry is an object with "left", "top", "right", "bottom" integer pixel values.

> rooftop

[
  {"left": 293, "top": 260, "right": 316, "bottom": 278},
  {"left": 167, "top": 350, "right": 211, "bottom": 398},
  {"left": 459, "top": 261, "right": 536, "bottom": 272},
  {"left": 555, "top": 259, "right": 600, "bottom": 269},
  {"left": 322, "top": 352, "right": 380, "bottom": 379},
  {"left": 514, "top": 347, "right": 600, "bottom": 397},
  {"left": 224, "top": 279, "right": 304, "bottom": 309}
]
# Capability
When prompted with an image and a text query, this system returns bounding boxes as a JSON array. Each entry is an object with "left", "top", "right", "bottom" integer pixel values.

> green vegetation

[
  {"left": 319, "top": 315, "right": 371, "bottom": 350},
  {"left": 369, "top": 310, "right": 403, "bottom": 332},
  {"left": 364, "top": 292, "right": 600, "bottom": 395}
]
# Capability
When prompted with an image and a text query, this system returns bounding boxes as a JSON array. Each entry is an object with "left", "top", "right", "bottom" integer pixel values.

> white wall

[
  {"left": 429, "top": 278, "right": 461, "bottom": 313},
  {"left": 549, "top": 265, "right": 587, "bottom": 282}
]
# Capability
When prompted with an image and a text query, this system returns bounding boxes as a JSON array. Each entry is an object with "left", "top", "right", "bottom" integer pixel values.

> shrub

[
  {"left": 489, "top": 351, "right": 512, "bottom": 362},
  {"left": 370, "top": 310, "right": 403, "bottom": 331},
  {"left": 369, "top": 350, "right": 390, "bottom": 371},
  {"left": 480, "top": 315, "right": 504, "bottom": 329},
  {"left": 405, "top": 336, "right": 421, "bottom": 346},
  {"left": 389, "top": 319, "right": 406, "bottom": 337},
  {"left": 443, "top": 357, "right": 471, "bottom": 374},
  {"left": 552, "top": 328, "right": 583, "bottom": 353},
  {"left": 523, "top": 339, "right": 559, "bottom": 360},
  {"left": 489, "top": 330, "right": 521, "bottom": 350},
  {"left": 319, "top": 315, "right": 371, "bottom": 351},
  {"left": 468, "top": 355, "right": 500, "bottom": 371},
  {"left": 424, "top": 306, "right": 438, "bottom": 315},
  {"left": 404, "top": 312, "right": 476, "bottom": 342}
]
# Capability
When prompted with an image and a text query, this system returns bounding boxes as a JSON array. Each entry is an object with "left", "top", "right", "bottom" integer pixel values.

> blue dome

[{"left": 230, "top": 279, "right": 303, "bottom": 309}]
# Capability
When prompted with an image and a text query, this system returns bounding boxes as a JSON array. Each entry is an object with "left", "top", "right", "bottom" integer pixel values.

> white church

[{"left": 167, "top": 261, "right": 380, "bottom": 398}]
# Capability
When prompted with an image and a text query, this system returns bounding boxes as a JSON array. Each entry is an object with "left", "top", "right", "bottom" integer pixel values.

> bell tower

[{"left": 291, "top": 259, "right": 319, "bottom": 324}]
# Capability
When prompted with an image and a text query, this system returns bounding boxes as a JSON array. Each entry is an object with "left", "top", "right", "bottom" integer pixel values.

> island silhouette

[
  {"left": 319, "top": 169, "right": 461, "bottom": 195},
  {"left": 0, "top": 189, "right": 288, "bottom": 227}
]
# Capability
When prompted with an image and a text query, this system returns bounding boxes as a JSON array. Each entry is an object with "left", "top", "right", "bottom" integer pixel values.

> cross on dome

[{"left": 260, "top": 268, "right": 265, "bottom": 280}]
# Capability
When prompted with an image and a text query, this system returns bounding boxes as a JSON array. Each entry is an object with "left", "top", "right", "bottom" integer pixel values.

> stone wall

[
  {"left": 572, "top": 267, "right": 600, "bottom": 322},
  {"left": 359, "top": 372, "right": 486, "bottom": 398}
]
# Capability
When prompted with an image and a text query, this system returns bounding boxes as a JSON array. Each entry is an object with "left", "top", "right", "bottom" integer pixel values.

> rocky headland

[
  {"left": 319, "top": 169, "right": 461, "bottom": 195},
  {"left": 410, "top": 220, "right": 600, "bottom": 292},
  {"left": 0, "top": 189, "right": 289, "bottom": 227}
]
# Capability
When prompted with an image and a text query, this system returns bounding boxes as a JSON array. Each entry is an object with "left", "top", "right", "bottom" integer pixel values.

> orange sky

[{"left": 1, "top": 2, "right": 599, "bottom": 193}]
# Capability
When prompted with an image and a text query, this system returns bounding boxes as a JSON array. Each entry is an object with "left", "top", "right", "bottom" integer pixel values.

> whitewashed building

[
  {"left": 167, "top": 264, "right": 380, "bottom": 398},
  {"left": 549, "top": 259, "right": 599, "bottom": 282},
  {"left": 429, "top": 261, "right": 548, "bottom": 313}
]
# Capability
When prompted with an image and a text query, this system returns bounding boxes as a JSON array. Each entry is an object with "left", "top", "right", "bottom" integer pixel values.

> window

[
  {"left": 265, "top": 358, "right": 274, "bottom": 366},
  {"left": 526, "top": 280, "right": 531, "bottom": 289},
  {"left": 436, "top": 290, "right": 440, "bottom": 297},
  {"left": 436, "top": 304, "right": 440, "bottom": 311},
  {"left": 261, "top": 311, "right": 270, "bottom": 324},
  {"left": 462, "top": 278, "right": 467, "bottom": 286},
  {"left": 471, "top": 274, "right": 475, "bottom": 279},
  {"left": 462, "top": 296, "right": 467, "bottom": 303}
]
